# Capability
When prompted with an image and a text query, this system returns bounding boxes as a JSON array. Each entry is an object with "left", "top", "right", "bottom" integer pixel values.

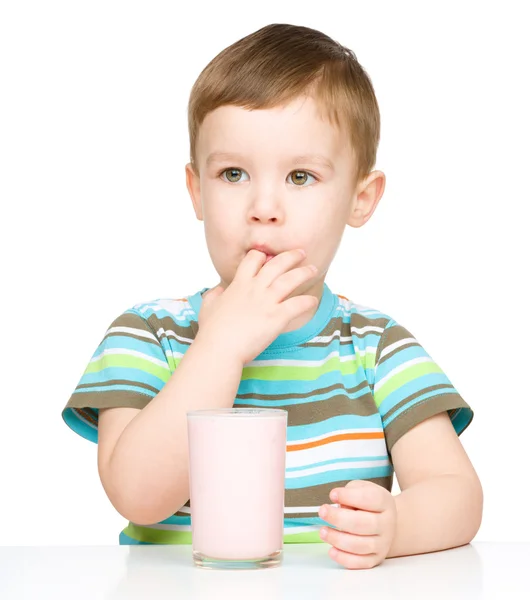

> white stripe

[
  {"left": 311, "top": 325, "right": 382, "bottom": 345},
  {"left": 379, "top": 337, "right": 417, "bottom": 360},
  {"left": 165, "top": 350, "right": 185, "bottom": 360},
  {"left": 351, "top": 325, "right": 385, "bottom": 335},
  {"left": 287, "top": 427, "right": 382, "bottom": 447},
  {"left": 284, "top": 505, "right": 338, "bottom": 514},
  {"left": 312, "top": 331, "right": 349, "bottom": 344},
  {"left": 284, "top": 526, "right": 322, "bottom": 535},
  {"left": 374, "top": 356, "right": 433, "bottom": 392},
  {"left": 135, "top": 303, "right": 196, "bottom": 320},
  {"left": 286, "top": 439, "right": 387, "bottom": 469},
  {"left": 286, "top": 459, "right": 390, "bottom": 478},
  {"left": 177, "top": 506, "right": 191, "bottom": 514},
  {"left": 247, "top": 350, "right": 349, "bottom": 368},
  {"left": 157, "top": 327, "right": 194, "bottom": 345},
  {"left": 106, "top": 326, "right": 157, "bottom": 342},
  {"left": 89, "top": 347, "right": 169, "bottom": 370}
]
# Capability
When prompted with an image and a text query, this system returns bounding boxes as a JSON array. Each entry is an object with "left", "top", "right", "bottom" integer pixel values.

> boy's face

[{"left": 186, "top": 94, "right": 384, "bottom": 299}]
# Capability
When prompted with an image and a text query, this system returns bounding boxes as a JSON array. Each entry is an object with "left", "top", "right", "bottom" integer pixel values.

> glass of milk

[{"left": 187, "top": 408, "right": 287, "bottom": 569}]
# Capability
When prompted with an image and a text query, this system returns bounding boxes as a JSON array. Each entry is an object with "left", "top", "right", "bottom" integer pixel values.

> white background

[{"left": 0, "top": 1, "right": 528, "bottom": 546}]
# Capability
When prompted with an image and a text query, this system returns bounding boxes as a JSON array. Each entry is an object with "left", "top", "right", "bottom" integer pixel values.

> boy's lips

[{"left": 248, "top": 244, "right": 278, "bottom": 257}]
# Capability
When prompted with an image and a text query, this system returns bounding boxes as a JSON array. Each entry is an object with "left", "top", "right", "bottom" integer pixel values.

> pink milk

[{"left": 187, "top": 408, "right": 287, "bottom": 569}]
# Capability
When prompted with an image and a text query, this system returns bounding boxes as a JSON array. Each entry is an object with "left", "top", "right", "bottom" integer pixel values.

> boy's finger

[
  {"left": 319, "top": 504, "right": 380, "bottom": 535},
  {"left": 327, "top": 545, "right": 379, "bottom": 570},
  {"left": 330, "top": 482, "right": 387, "bottom": 513},
  {"left": 320, "top": 526, "right": 378, "bottom": 556},
  {"left": 234, "top": 248, "right": 268, "bottom": 279}
]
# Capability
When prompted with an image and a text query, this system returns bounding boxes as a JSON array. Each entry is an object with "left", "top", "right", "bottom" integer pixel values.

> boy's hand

[
  {"left": 197, "top": 248, "right": 319, "bottom": 365},
  {"left": 318, "top": 480, "right": 397, "bottom": 569}
]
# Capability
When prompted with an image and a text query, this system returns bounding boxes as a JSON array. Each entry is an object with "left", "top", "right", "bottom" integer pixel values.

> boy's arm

[
  {"left": 97, "top": 333, "right": 244, "bottom": 525},
  {"left": 387, "top": 411, "right": 483, "bottom": 558}
]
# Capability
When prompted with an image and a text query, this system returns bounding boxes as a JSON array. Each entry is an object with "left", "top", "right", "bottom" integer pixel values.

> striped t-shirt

[{"left": 62, "top": 282, "right": 473, "bottom": 545}]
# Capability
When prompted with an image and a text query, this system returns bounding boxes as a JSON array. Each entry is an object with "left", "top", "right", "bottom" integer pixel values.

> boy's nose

[{"left": 248, "top": 195, "right": 284, "bottom": 224}]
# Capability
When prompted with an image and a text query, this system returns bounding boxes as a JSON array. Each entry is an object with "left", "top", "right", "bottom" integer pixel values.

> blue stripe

[
  {"left": 94, "top": 334, "right": 163, "bottom": 355},
  {"left": 285, "top": 517, "right": 325, "bottom": 527},
  {"left": 451, "top": 407, "right": 473, "bottom": 434},
  {"left": 73, "top": 384, "right": 157, "bottom": 397},
  {"left": 62, "top": 409, "right": 98, "bottom": 443},
  {"left": 378, "top": 375, "right": 454, "bottom": 415},
  {"left": 119, "top": 531, "right": 152, "bottom": 545},
  {"left": 374, "top": 346, "right": 427, "bottom": 379},
  {"left": 80, "top": 368, "right": 165, "bottom": 391},
  {"left": 286, "top": 455, "right": 388, "bottom": 472},
  {"left": 235, "top": 381, "right": 371, "bottom": 408},
  {"left": 237, "top": 370, "right": 367, "bottom": 395},
  {"left": 287, "top": 414, "right": 383, "bottom": 442},
  {"left": 285, "top": 466, "right": 393, "bottom": 489},
  {"left": 382, "top": 387, "right": 456, "bottom": 427}
]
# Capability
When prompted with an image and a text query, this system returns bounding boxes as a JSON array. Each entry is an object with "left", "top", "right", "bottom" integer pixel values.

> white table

[{"left": 1, "top": 543, "right": 528, "bottom": 599}]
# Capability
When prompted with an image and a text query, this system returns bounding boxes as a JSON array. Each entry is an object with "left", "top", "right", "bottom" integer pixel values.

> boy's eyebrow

[{"left": 205, "top": 151, "right": 335, "bottom": 172}]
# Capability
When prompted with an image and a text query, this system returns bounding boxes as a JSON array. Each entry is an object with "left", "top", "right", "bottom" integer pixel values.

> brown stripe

[
  {"left": 108, "top": 312, "right": 157, "bottom": 333},
  {"left": 76, "top": 379, "right": 159, "bottom": 395},
  {"left": 146, "top": 314, "right": 198, "bottom": 345},
  {"left": 73, "top": 407, "right": 98, "bottom": 426},
  {"left": 299, "top": 315, "right": 390, "bottom": 348},
  {"left": 64, "top": 390, "right": 152, "bottom": 410},
  {"left": 375, "top": 323, "right": 416, "bottom": 368},
  {"left": 385, "top": 394, "right": 472, "bottom": 454},
  {"left": 237, "top": 380, "right": 367, "bottom": 402},
  {"left": 378, "top": 338, "right": 420, "bottom": 367},
  {"left": 382, "top": 383, "right": 455, "bottom": 423},
  {"left": 285, "top": 476, "right": 393, "bottom": 510},
  {"left": 236, "top": 388, "right": 378, "bottom": 427}
]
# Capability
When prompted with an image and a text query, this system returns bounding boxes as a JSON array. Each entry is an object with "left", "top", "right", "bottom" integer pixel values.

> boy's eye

[
  {"left": 289, "top": 171, "right": 316, "bottom": 186},
  {"left": 222, "top": 168, "right": 247, "bottom": 183},
  {"left": 220, "top": 168, "right": 316, "bottom": 186}
]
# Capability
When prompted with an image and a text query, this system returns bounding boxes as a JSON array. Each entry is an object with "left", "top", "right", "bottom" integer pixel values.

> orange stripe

[{"left": 287, "top": 431, "right": 384, "bottom": 452}]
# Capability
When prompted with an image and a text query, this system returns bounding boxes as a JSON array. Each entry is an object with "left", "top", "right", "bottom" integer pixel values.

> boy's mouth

[{"left": 248, "top": 244, "right": 278, "bottom": 260}]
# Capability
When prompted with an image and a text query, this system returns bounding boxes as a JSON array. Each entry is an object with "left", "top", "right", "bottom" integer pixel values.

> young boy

[{"left": 62, "top": 23, "right": 483, "bottom": 569}]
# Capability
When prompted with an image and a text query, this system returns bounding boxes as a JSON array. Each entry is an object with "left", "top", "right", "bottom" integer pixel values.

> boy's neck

[{"left": 281, "top": 280, "right": 324, "bottom": 333}]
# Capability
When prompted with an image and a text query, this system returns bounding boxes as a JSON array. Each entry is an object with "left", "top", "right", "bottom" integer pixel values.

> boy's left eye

[{"left": 289, "top": 171, "right": 316, "bottom": 186}]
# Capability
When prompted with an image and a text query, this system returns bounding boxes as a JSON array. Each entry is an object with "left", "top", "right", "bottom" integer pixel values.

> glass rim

[{"left": 186, "top": 408, "right": 287, "bottom": 418}]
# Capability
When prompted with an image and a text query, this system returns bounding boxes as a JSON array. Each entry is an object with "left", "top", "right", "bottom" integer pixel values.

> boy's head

[{"left": 185, "top": 23, "right": 385, "bottom": 298}]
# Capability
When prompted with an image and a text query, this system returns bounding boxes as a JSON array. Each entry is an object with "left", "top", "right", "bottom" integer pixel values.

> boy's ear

[
  {"left": 185, "top": 162, "right": 203, "bottom": 221},
  {"left": 347, "top": 170, "right": 386, "bottom": 228}
]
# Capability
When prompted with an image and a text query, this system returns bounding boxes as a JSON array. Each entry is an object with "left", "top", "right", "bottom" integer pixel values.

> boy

[{"left": 62, "top": 23, "right": 483, "bottom": 569}]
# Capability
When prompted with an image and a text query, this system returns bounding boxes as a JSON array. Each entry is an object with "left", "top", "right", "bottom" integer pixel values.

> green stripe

[
  {"left": 241, "top": 356, "right": 359, "bottom": 381},
  {"left": 123, "top": 525, "right": 324, "bottom": 545},
  {"left": 375, "top": 361, "right": 442, "bottom": 407},
  {"left": 284, "top": 530, "right": 324, "bottom": 544},
  {"left": 84, "top": 354, "right": 171, "bottom": 382},
  {"left": 124, "top": 524, "right": 192, "bottom": 544},
  {"left": 364, "top": 352, "right": 376, "bottom": 370}
]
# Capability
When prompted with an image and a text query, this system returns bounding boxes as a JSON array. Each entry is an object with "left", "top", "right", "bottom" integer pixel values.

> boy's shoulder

[
  {"left": 120, "top": 287, "right": 207, "bottom": 325},
  {"left": 336, "top": 292, "right": 397, "bottom": 333}
]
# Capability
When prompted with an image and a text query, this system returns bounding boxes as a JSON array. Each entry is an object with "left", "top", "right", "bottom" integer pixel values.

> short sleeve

[
  {"left": 373, "top": 319, "right": 473, "bottom": 454},
  {"left": 62, "top": 310, "right": 171, "bottom": 444}
]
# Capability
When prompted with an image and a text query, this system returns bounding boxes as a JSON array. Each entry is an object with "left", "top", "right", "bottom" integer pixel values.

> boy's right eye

[{"left": 220, "top": 168, "right": 249, "bottom": 183}]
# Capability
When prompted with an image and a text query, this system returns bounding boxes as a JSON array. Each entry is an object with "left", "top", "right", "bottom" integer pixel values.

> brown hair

[{"left": 187, "top": 23, "right": 380, "bottom": 186}]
